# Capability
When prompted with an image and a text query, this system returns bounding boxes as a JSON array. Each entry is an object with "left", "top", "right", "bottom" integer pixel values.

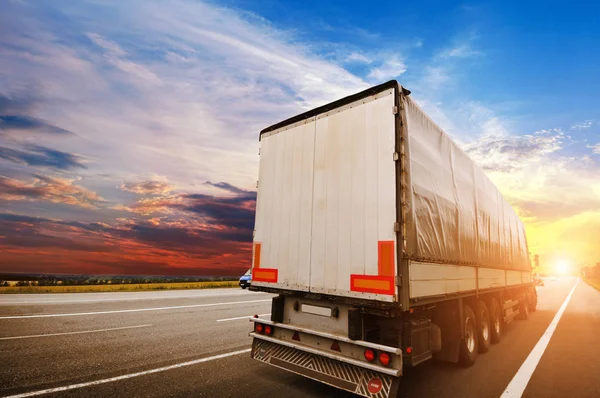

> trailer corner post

[{"left": 395, "top": 84, "right": 411, "bottom": 311}]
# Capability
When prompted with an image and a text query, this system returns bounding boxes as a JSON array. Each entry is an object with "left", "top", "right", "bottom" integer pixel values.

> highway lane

[
  {"left": 0, "top": 288, "right": 273, "bottom": 396},
  {"left": 1, "top": 280, "right": 599, "bottom": 397}
]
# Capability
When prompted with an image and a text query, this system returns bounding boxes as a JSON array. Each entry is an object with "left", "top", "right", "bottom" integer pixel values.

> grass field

[
  {"left": 0, "top": 280, "right": 239, "bottom": 294},
  {"left": 584, "top": 277, "right": 600, "bottom": 292}
]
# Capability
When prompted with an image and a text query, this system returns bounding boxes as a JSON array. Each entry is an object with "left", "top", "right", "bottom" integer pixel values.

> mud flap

[{"left": 251, "top": 339, "right": 400, "bottom": 398}]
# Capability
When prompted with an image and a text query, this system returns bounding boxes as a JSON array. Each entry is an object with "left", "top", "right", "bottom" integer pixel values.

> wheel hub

[
  {"left": 465, "top": 317, "right": 476, "bottom": 353},
  {"left": 481, "top": 312, "right": 490, "bottom": 341}
]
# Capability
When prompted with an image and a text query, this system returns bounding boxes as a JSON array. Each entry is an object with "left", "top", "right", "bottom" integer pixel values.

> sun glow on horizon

[{"left": 556, "top": 260, "right": 571, "bottom": 275}]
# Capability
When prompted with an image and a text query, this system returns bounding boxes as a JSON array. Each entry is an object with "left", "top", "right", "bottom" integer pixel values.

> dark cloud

[
  {"left": 0, "top": 94, "right": 73, "bottom": 135},
  {"left": 0, "top": 144, "right": 86, "bottom": 170},
  {"left": 205, "top": 181, "right": 250, "bottom": 194},
  {"left": 0, "top": 115, "right": 73, "bottom": 135},
  {"left": 120, "top": 222, "right": 216, "bottom": 254},
  {"left": 178, "top": 192, "right": 256, "bottom": 235},
  {"left": 180, "top": 182, "right": 256, "bottom": 235},
  {"left": 0, "top": 214, "right": 110, "bottom": 252},
  {"left": 0, "top": 213, "right": 249, "bottom": 256},
  {"left": 0, "top": 213, "right": 41, "bottom": 223},
  {"left": 0, "top": 94, "right": 36, "bottom": 114},
  {"left": 91, "top": 218, "right": 251, "bottom": 255},
  {"left": 125, "top": 181, "right": 256, "bottom": 240}
]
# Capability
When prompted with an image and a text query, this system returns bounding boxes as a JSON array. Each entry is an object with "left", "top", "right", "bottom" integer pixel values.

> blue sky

[{"left": 0, "top": 0, "right": 599, "bottom": 275}]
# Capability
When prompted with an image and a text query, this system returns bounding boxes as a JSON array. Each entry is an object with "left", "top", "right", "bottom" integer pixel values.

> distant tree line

[
  {"left": 581, "top": 263, "right": 600, "bottom": 279},
  {"left": 0, "top": 275, "right": 238, "bottom": 287}
]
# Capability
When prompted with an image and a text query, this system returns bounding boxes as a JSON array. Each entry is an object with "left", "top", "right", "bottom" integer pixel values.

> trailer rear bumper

[{"left": 251, "top": 338, "right": 400, "bottom": 398}]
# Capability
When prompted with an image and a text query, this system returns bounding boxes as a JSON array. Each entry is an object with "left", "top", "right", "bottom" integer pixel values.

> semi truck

[{"left": 248, "top": 80, "right": 536, "bottom": 398}]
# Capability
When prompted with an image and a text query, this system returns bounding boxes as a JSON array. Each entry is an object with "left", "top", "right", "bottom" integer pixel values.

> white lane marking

[
  {"left": 0, "top": 324, "right": 152, "bottom": 341},
  {"left": 0, "top": 299, "right": 271, "bottom": 319},
  {"left": 2, "top": 348, "right": 251, "bottom": 398},
  {"left": 217, "top": 313, "right": 271, "bottom": 322},
  {"left": 0, "top": 291, "right": 266, "bottom": 305},
  {"left": 501, "top": 279, "right": 579, "bottom": 398}
]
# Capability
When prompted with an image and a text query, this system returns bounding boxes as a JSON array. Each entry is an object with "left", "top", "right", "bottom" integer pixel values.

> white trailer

[{"left": 249, "top": 81, "right": 536, "bottom": 397}]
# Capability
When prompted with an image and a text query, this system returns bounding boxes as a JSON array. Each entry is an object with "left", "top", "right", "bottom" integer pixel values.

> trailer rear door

[{"left": 252, "top": 87, "right": 398, "bottom": 302}]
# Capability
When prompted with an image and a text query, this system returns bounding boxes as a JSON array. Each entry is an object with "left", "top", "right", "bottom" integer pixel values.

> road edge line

[{"left": 500, "top": 278, "right": 579, "bottom": 398}]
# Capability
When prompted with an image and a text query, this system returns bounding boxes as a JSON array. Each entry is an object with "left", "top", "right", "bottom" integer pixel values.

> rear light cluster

[
  {"left": 254, "top": 322, "right": 274, "bottom": 336},
  {"left": 378, "top": 352, "right": 391, "bottom": 366},
  {"left": 363, "top": 348, "right": 392, "bottom": 367}
]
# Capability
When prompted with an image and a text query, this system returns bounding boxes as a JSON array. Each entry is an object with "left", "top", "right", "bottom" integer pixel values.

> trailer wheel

[
  {"left": 475, "top": 301, "right": 491, "bottom": 353},
  {"left": 517, "top": 296, "right": 530, "bottom": 320},
  {"left": 459, "top": 304, "right": 478, "bottom": 367},
  {"left": 489, "top": 298, "right": 502, "bottom": 344},
  {"left": 528, "top": 290, "right": 538, "bottom": 312}
]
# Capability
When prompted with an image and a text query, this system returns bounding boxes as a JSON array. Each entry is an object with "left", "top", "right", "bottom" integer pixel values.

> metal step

[
  {"left": 503, "top": 299, "right": 519, "bottom": 311},
  {"left": 504, "top": 308, "right": 519, "bottom": 324}
]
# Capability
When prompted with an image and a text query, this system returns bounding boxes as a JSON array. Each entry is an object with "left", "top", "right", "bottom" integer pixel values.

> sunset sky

[{"left": 1, "top": 0, "right": 599, "bottom": 276}]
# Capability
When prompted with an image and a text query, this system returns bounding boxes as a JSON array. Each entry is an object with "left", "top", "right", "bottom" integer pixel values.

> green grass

[
  {"left": 583, "top": 277, "right": 600, "bottom": 292},
  {"left": 0, "top": 281, "right": 239, "bottom": 294}
]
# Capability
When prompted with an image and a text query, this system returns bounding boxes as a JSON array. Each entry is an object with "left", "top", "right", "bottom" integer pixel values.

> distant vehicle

[
  {"left": 239, "top": 269, "right": 252, "bottom": 289},
  {"left": 533, "top": 274, "right": 544, "bottom": 287},
  {"left": 247, "top": 81, "right": 537, "bottom": 398}
]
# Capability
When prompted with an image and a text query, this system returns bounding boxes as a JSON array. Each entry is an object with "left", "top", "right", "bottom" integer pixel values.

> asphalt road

[{"left": 1, "top": 278, "right": 598, "bottom": 398}]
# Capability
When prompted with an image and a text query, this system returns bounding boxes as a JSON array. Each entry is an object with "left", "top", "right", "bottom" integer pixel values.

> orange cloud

[
  {"left": 0, "top": 175, "right": 104, "bottom": 209},
  {"left": 120, "top": 180, "right": 173, "bottom": 195}
]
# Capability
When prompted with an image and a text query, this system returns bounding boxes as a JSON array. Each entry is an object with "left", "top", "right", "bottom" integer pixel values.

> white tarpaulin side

[{"left": 404, "top": 97, "right": 531, "bottom": 272}]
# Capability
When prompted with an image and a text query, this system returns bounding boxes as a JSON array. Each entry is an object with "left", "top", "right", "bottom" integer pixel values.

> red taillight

[
  {"left": 255, "top": 323, "right": 264, "bottom": 334},
  {"left": 264, "top": 325, "right": 273, "bottom": 336},
  {"left": 378, "top": 352, "right": 391, "bottom": 366},
  {"left": 406, "top": 347, "right": 412, "bottom": 354},
  {"left": 364, "top": 348, "right": 376, "bottom": 362}
]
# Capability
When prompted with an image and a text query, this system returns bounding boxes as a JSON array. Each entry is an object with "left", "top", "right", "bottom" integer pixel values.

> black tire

[
  {"left": 517, "top": 296, "right": 530, "bottom": 320},
  {"left": 489, "top": 298, "right": 502, "bottom": 344},
  {"left": 241, "top": 285, "right": 247, "bottom": 289},
  {"left": 529, "top": 290, "right": 538, "bottom": 312},
  {"left": 459, "top": 304, "right": 478, "bottom": 367},
  {"left": 475, "top": 301, "right": 491, "bottom": 353}
]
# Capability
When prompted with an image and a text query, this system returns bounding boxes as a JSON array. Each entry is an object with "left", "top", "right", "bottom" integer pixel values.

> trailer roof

[{"left": 259, "top": 80, "right": 411, "bottom": 139}]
